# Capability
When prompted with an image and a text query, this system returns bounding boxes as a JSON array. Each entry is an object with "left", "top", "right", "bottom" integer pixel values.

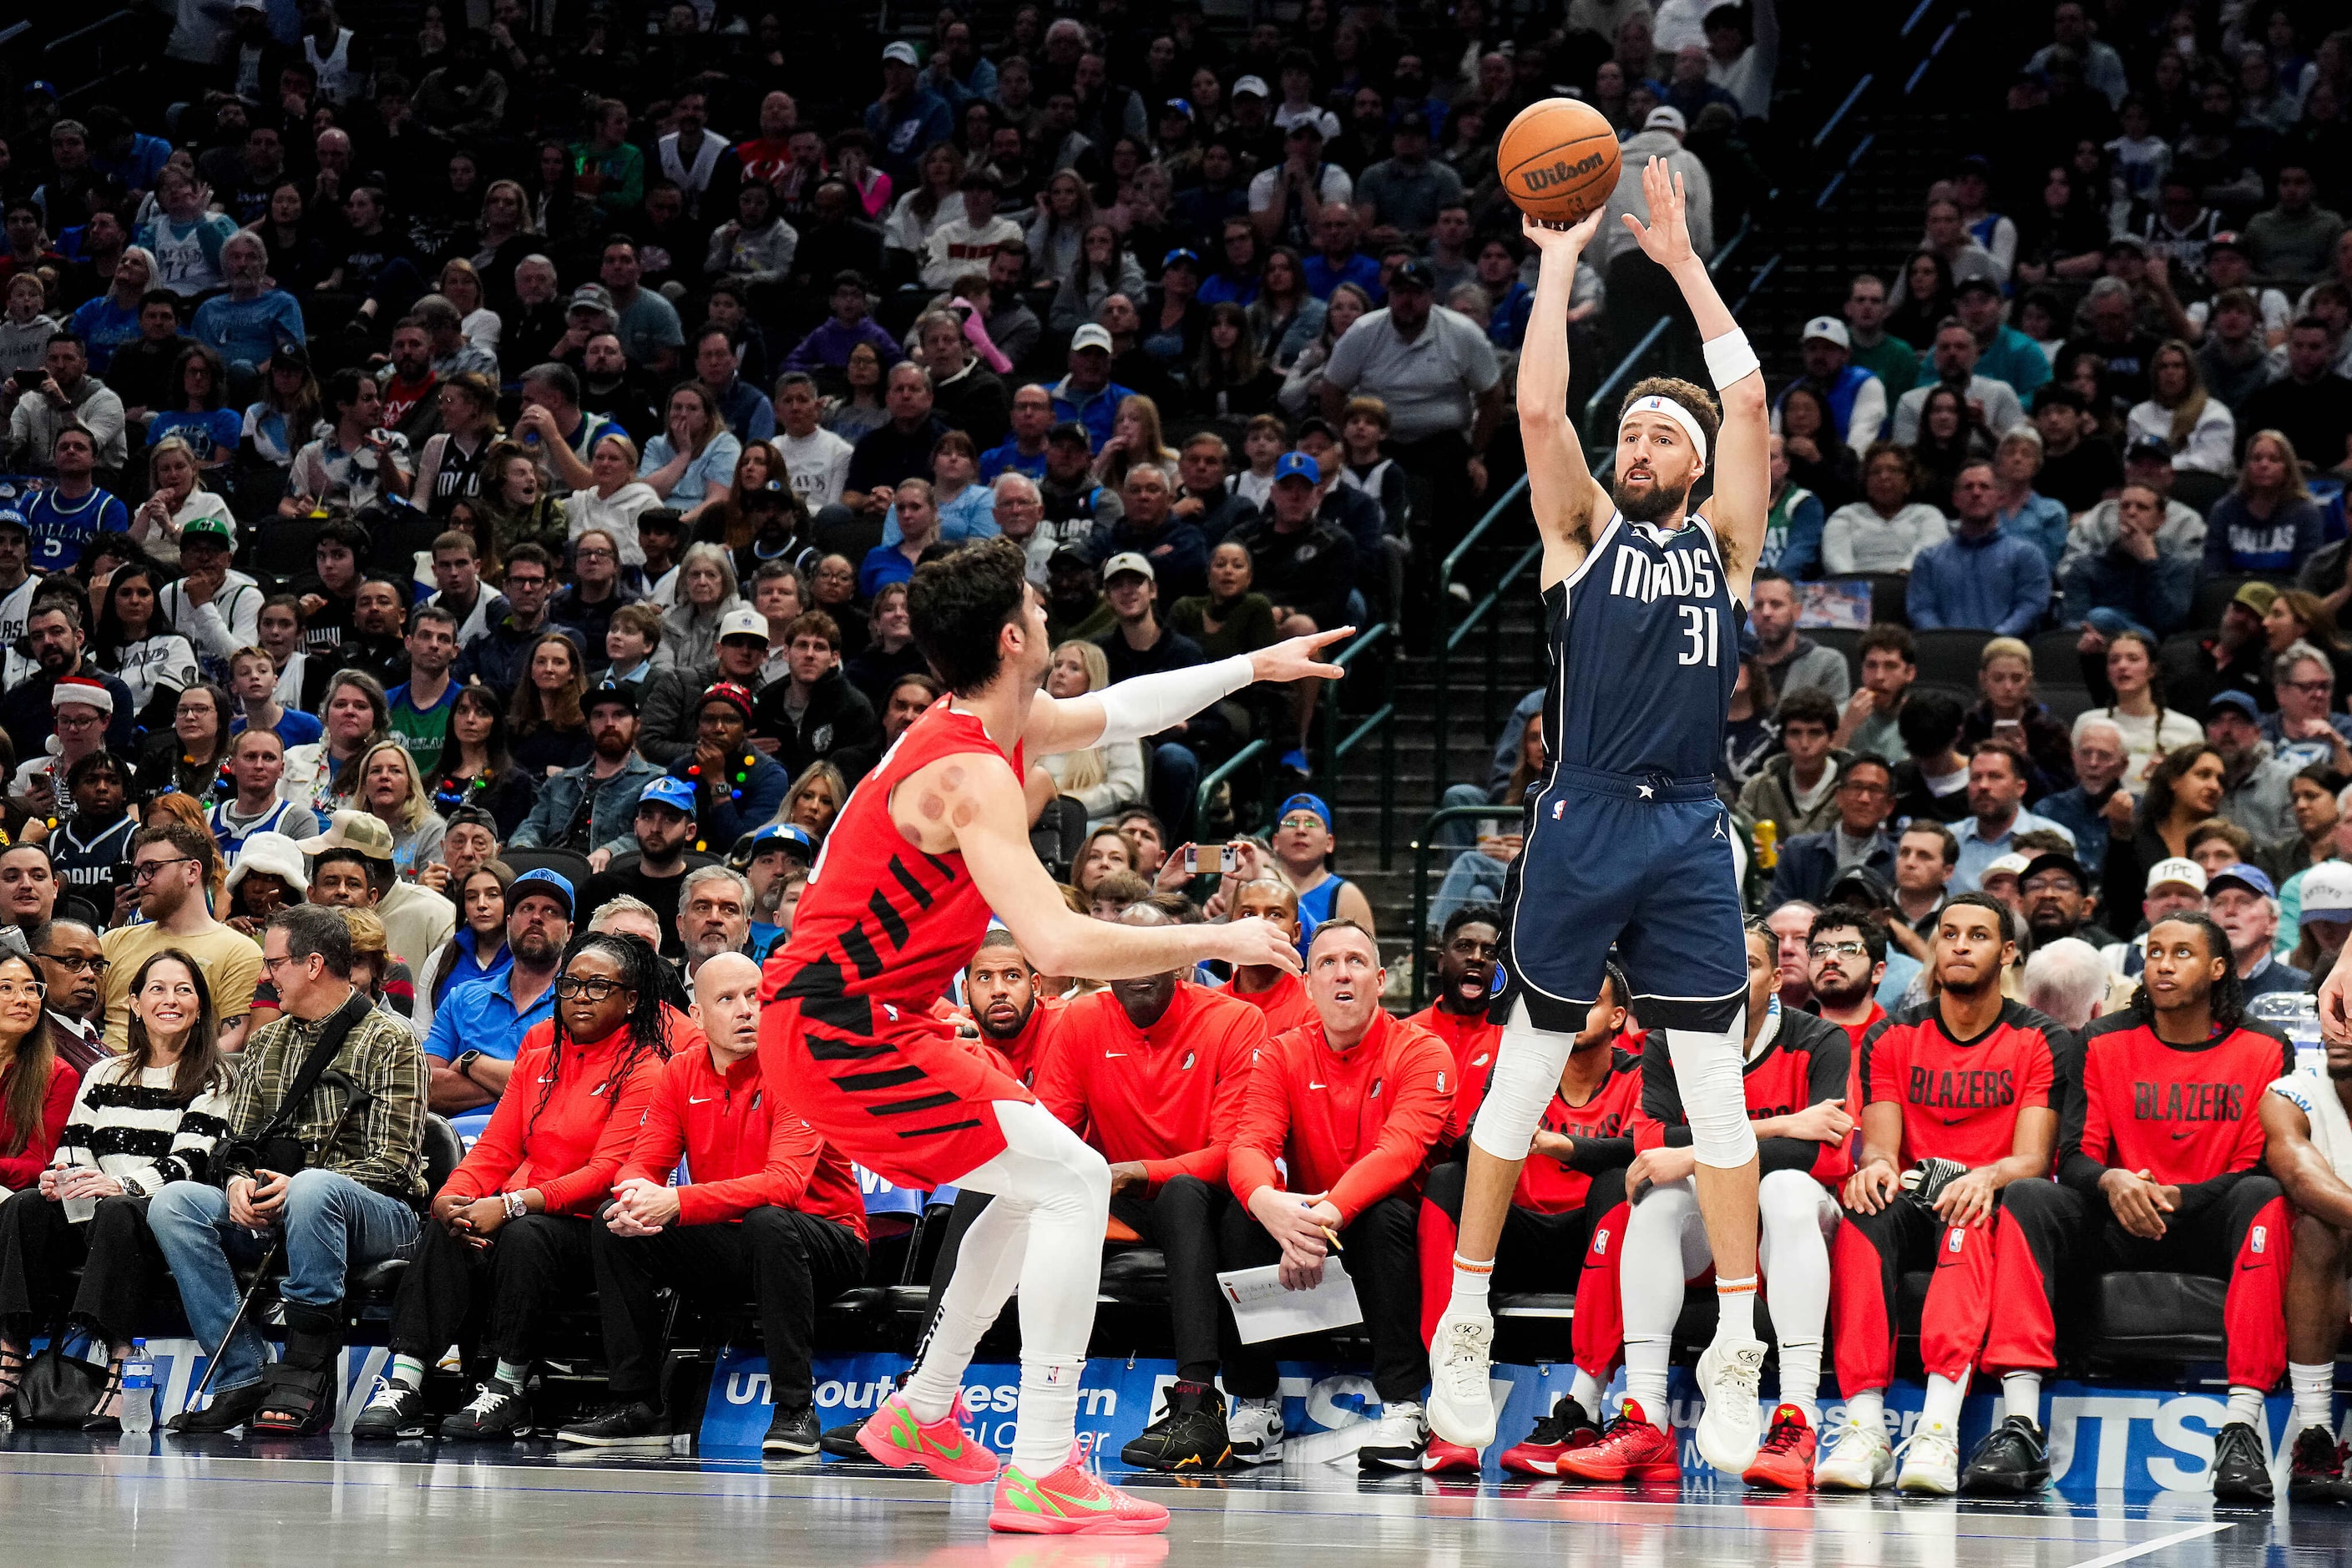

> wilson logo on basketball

[{"left": 1520, "top": 151, "right": 1608, "bottom": 191}]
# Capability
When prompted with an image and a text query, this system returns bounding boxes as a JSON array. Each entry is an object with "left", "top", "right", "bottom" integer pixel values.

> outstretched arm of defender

[
  {"left": 1517, "top": 208, "right": 1611, "bottom": 584},
  {"left": 1621, "top": 156, "right": 1768, "bottom": 590},
  {"left": 908, "top": 752, "right": 1302, "bottom": 980},
  {"left": 1023, "top": 627, "right": 1351, "bottom": 756}
]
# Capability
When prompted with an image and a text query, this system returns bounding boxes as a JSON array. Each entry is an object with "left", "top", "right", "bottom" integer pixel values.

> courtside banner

[{"left": 695, "top": 1349, "right": 2323, "bottom": 1493}]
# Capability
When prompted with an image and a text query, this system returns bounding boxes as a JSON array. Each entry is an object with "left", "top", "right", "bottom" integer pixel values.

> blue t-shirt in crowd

[
  {"left": 23, "top": 487, "right": 130, "bottom": 572},
  {"left": 148, "top": 408, "right": 245, "bottom": 466}
]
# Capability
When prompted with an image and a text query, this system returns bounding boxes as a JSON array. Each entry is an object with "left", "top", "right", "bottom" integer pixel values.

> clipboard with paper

[{"left": 1215, "top": 1260, "right": 1364, "bottom": 1343}]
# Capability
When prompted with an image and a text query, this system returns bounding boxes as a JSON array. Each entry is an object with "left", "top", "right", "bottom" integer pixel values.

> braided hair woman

[{"left": 355, "top": 928, "right": 672, "bottom": 1442}]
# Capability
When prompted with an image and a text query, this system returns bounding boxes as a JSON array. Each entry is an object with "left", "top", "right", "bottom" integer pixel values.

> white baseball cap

[
  {"left": 1802, "top": 316, "right": 1850, "bottom": 349},
  {"left": 1232, "top": 74, "right": 1270, "bottom": 99},
  {"left": 1070, "top": 323, "right": 1114, "bottom": 354},
  {"left": 2144, "top": 857, "right": 2208, "bottom": 896},
  {"left": 717, "top": 607, "right": 770, "bottom": 643},
  {"left": 2301, "top": 862, "right": 2352, "bottom": 921},
  {"left": 1102, "top": 551, "right": 1156, "bottom": 583},
  {"left": 882, "top": 41, "right": 920, "bottom": 66},
  {"left": 1644, "top": 106, "right": 1687, "bottom": 135},
  {"left": 1980, "top": 852, "right": 2031, "bottom": 887}
]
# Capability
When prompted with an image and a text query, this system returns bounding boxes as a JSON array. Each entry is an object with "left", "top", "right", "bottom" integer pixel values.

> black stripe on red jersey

[
  {"left": 803, "top": 1031, "right": 898, "bottom": 1062},
  {"left": 903, "top": 1118, "right": 984, "bottom": 1138},
  {"left": 888, "top": 856, "right": 935, "bottom": 911},
  {"left": 868, "top": 888, "right": 912, "bottom": 948},
  {"left": 868, "top": 1090, "right": 963, "bottom": 1116},
  {"left": 837, "top": 1065, "right": 929, "bottom": 1092},
  {"left": 776, "top": 955, "right": 878, "bottom": 1034}
]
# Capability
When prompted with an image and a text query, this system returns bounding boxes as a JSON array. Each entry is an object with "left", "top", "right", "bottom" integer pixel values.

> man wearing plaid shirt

[{"left": 150, "top": 905, "right": 427, "bottom": 1435}]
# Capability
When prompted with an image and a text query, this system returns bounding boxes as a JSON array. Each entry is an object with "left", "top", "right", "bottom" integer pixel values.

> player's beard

[
  {"left": 1611, "top": 472, "right": 1692, "bottom": 524},
  {"left": 1813, "top": 974, "right": 1874, "bottom": 1012}
]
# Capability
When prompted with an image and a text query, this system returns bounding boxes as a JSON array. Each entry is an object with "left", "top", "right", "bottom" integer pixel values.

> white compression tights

[
  {"left": 898, "top": 1099, "right": 1112, "bottom": 1474},
  {"left": 1469, "top": 998, "right": 1575, "bottom": 1161},
  {"left": 1620, "top": 1168, "right": 1839, "bottom": 1424}
]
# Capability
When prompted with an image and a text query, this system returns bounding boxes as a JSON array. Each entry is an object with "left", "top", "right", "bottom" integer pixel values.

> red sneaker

[
  {"left": 857, "top": 1393, "right": 1002, "bottom": 1484},
  {"left": 1499, "top": 1397, "right": 1601, "bottom": 1476},
  {"left": 1742, "top": 1405, "right": 1816, "bottom": 1491},
  {"left": 989, "top": 1446, "right": 1171, "bottom": 1535},
  {"left": 1554, "top": 1401, "right": 1680, "bottom": 1485},
  {"left": 1423, "top": 1437, "right": 1482, "bottom": 1474}
]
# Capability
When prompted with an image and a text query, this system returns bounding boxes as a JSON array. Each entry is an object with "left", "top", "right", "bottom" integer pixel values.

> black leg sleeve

[
  {"left": 1345, "top": 1195, "right": 1429, "bottom": 1405},
  {"left": 72, "top": 1195, "right": 168, "bottom": 1348},
  {"left": 742, "top": 1207, "right": 869, "bottom": 1408},
  {"left": 1420, "top": 1161, "right": 1467, "bottom": 1228},
  {"left": 486, "top": 1214, "right": 594, "bottom": 1367},
  {"left": 1214, "top": 1191, "right": 1286, "bottom": 1399},
  {"left": 0, "top": 1188, "right": 86, "bottom": 1333}
]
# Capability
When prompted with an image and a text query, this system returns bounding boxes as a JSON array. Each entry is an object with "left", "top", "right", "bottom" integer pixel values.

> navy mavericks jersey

[{"left": 1546, "top": 513, "right": 1745, "bottom": 780}]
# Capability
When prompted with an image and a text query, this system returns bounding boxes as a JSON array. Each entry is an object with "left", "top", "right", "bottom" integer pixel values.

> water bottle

[
  {"left": 2247, "top": 992, "right": 2323, "bottom": 1078},
  {"left": 121, "top": 1339, "right": 154, "bottom": 1433}
]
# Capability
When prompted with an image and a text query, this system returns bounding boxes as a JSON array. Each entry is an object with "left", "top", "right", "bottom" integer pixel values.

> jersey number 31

[{"left": 1677, "top": 604, "right": 1722, "bottom": 667}]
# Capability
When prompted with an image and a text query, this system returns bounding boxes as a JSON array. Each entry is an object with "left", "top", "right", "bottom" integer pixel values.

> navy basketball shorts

[{"left": 1488, "top": 763, "right": 1748, "bottom": 1034}]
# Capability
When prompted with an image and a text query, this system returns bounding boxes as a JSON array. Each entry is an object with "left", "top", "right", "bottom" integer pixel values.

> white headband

[{"left": 1620, "top": 394, "right": 1709, "bottom": 463}]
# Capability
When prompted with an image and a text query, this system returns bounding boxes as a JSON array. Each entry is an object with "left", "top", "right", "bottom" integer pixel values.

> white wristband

[
  {"left": 1702, "top": 329, "right": 1760, "bottom": 391},
  {"left": 1092, "top": 654, "right": 1257, "bottom": 747}
]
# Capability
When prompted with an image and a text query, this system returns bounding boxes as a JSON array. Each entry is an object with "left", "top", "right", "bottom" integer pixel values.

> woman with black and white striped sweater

[{"left": 0, "top": 950, "right": 234, "bottom": 1430}]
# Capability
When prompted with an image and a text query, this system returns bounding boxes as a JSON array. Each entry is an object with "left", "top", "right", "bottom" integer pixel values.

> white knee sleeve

[
  {"left": 1469, "top": 999, "right": 1576, "bottom": 1161},
  {"left": 1665, "top": 1016, "right": 1758, "bottom": 1168},
  {"left": 1620, "top": 1181, "right": 1708, "bottom": 1339}
]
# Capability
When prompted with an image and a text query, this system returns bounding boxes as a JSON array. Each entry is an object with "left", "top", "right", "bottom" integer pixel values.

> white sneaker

[
  {"left": 1895, "top": 1425, "right": 1961, "bottom": 1495},
  {"left": 1692, "top": 1337, "right": 1766, "bottom": 1475},
  {"left": 1358, "top": 1400, "right": 1431, "bottom": 1471},
  {"left": 1424, "top": 1302, "right": 1497, "bottom": 1449},
  {"left": 1230, "top": 1399, "right": 1286, "bottom": 1464},
  {"left": 1815, "top": 1418, "right": 1895, "bottom": 1491}
]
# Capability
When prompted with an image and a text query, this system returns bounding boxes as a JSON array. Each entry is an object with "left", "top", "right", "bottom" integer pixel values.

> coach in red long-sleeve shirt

[
  {"left": 566, "top": 952, "right": 872, "bottom": 1456},
  {"left": 1222, "top": 919, "right": 1453, "bottom": 1470},
  {"left": 370, "top": 934, "right": 675, "bottom": 1442}
]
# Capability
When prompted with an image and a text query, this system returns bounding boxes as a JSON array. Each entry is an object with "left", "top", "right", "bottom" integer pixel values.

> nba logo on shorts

[
  {"left": 1947, "top": 1230, "right": 1965, "bottom": 1254},
  {"left": 1593, "top": 1227, "right": 1611, "bottom": 1257},
  {"left": 1551, "top": 800, "right": 1565, "bottom": 820},
  {"left": 2252, "top": 1225, "right": 2267, "bottom": 1253}
]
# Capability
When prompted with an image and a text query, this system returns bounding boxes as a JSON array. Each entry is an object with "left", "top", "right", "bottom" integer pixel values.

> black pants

[
  {"left": 1216, "top": 1191, "right": 1426, "bottom": 1404},
  {"left": 0, "top": 1190, "right": 164, "bottom": 1345},
  {"left": 1419, "top": 1161, "right": 1624, "bottom": 1295},
  {"left": 925, "top": 1178, "right": 1229, "bottom": 1382},
  {"left": 590, "top": 1206, "right": 867, "bottom": 1406},
  {"left": 389, "top": 1212, "right": 593, "bottom": 1367}
]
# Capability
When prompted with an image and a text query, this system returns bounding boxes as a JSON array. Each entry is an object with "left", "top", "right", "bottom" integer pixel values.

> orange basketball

[{"left": 1496, "top": 98, "right": 1622, "bottom": 224}]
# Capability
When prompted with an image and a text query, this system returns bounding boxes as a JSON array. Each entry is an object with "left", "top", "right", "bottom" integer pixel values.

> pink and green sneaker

[
  {"left": 856, "top": 1393, "right": 1000, "bottom": 1484},
  {"left": 989, "top": 1446, "right": 1171, "bottom": 1535}
]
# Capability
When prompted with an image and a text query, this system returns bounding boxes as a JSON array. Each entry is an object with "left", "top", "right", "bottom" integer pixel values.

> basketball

[{"left": 1495, "top": 98, "right": 1622, "bottom": 224}]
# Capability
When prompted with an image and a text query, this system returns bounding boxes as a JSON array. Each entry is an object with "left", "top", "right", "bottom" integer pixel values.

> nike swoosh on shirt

[
  {"left": 1104, "top": 1052, "right": 1126, "bottom": 1059},
  {"left": 690, "top": 1095, "right": 715, "bottom": 1105},
  {"left": 1309, "top": 1082, "right": 1326, "bottom": 1090}
]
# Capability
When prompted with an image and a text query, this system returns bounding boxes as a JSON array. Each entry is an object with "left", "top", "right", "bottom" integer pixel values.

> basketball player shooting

[
  {"left": 758, "top": 536, "right": 1341, "bottom": 1534},
  {"left": 1424, "top": 158, "right": 1773, "bottom": 1475}
]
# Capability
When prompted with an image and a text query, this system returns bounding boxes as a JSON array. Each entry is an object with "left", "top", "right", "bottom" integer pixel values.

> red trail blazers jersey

[
  {"left": 1636, "top": 1000, "right": 1851, "bottom": 1184},
  {"left": 1859, "top": 999, "right": 2066, "bottom": 1169},
  {"left": 1515, "top": 1044, "right": 1642, "bottom": 1212},
  {"left": 2058, "top": 1014, "right": 2291, "bottom": 1189}
]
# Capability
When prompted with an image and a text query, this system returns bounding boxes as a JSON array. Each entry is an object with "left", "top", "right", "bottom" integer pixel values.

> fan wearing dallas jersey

[{"left": 1427, "top": 157, "right": 1776, "bottom": 1480}]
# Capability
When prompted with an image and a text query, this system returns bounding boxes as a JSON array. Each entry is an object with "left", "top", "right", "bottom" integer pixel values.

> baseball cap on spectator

[
  {"left": 733, "top": 821, "right": 815, "bottom": 872},
  {"left": 2206, "top": 864, "right": 2276, "bottom": 901},
  {"left": 1954, "top": 276, "right": 2001, "bottom": 301},
  {"left": 1232, "top": 75, "right": 1270, "bottom": 99},
  {"left": 1825, "top": 866, "right": 1895, "bottom": 910},
  {"left": 509, "top": 867, "right": 576, "bottom": 920},
  {"left": 569, "top": 283, "right": 615, "bottom": 316},
  {"left": 445, "top": 804, "right": 499, "bottom": 834},
  {"left": 1162, "top": 247, "right": 1201, "bottom": 271},
  {"left": 2020, "top": 852, "right": 2090, "bottom": 891},
  {"left": 588, "top": 680, "right": 639, "bottom": 714},
  {"left": 1272, "top": 451, "right": 1319, "bottom": 484},
  {"left": 1279, "top": 792, "right": 1333, "bottom": 831},
  {"left": 1644, "top": 106, "right": 1687, "bottom": 134},
  {"left": 182, "top": 514, "right": 236, "bottom": 549},
  {"left": 2206, "top": 690, "right": 2260, "bottom": 722},
  {"left": 698, "top": 680, "right": 759, "bottom": 722},
  {"left": 1389, "top": 260, "right": 1436, "bottom": 291},
  {"left": 51, "top": 676, "right": 113, "bottom": 716},
  {"left": 2301, "top": 862, "right": 2352, "bottom": 920},
  {"left": 1070, "top": 324, "right": 1114, "bottom": 355},
  {"left": 1980, "top": 852, "right": 2031, "bottom": 893},
  {"left": 2144, "top": 857, "right": 2208, "bottom": 897},
  {"left": 1801, "top": 316, "right": 1849, "bottom": 349},
  {"left": 1102, "top": 552, "right": 1156, "bottom": 584},
  {"left": 1161, "top": 99, "right": 1193, "bottom": 121},
  {"left": 640, "top": 776, "right": 699, "bottom": 817},
  {"left": 1047, "top": 420, "right": 1094, "bottom": 448},
  {"left": 2208, "top": 230, "right": 2247, "bottom": 255},
  {"left": 882, "top": 41, "right": 920, "bottom": 66},
  {"left": 741, "top": 478, "right": 794, "bottom": 508},
  {"left": 0, "top": 508, "right": 25, "bottom": 535},
  {"left": 717, "top": 607, "right": 769, "bottom": 644},
  {"left": 296, "top": 809, "right": 396, "bottom": 861},
  {"left": 2123, "top": 433, "right": 2172, "bottom": 465},
  {"left": 2231, "top": 580, "right": 2279, "bottom": 617}
]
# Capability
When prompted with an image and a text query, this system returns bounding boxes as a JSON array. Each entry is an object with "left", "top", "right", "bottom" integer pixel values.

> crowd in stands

[{"left": 0, "top": 0, "right": 2350, "bottom": 1508}]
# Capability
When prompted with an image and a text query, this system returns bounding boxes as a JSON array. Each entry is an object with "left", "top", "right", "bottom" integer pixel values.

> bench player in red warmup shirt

[
  {"left": 1407, "top": 905, "right": 1506, "bottom": 1144},
  {"left": 1981, "top": 911, "right": 2291, "bottom": 1502},
  {"left": 1819, "top": 893, "right": 2066, "bottom": 1497},
  {"left": 1222, "top": 920, "right": 1455, "bottom": 1470},
  {"left": 757, "top": 538, "right": 1335, "bottom": 1535},
  {"left": 964, "top": 930, "right": 1063, "bottom": 1086},
  {"left": 1560, "top": 923, "right": 1851, "bottom": 1490},
  {"left": 1417, "top": 961, "right": 1636, "bottom": 1475},
  {"left": 1222, "top": 878, "right": 1318, "bottom": 1034}
]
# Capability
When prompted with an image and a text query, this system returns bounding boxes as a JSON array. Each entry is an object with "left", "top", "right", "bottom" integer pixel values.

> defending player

[
  {"left": 1818, "top": 895, "right": 2066, "bottom": 1496},
  {"left": 1559, "top": 923, "right": 1849, "bottom": 1490},
  {"left": 1984, "top": 912, "right": 2288, "bottom": 1502},
  {"left": 2261, "top": 1015, "right": 2352, "bottom": 1500},
  {"left": 1426, "top": 157, "right": 1776, "bottom": 1477},
  {"left": 1416, "top": 963, "right": 1637, "bottom": 1475},
  {"left": 757, "top": 538, "right": 1336, "bottom": 1535}
]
